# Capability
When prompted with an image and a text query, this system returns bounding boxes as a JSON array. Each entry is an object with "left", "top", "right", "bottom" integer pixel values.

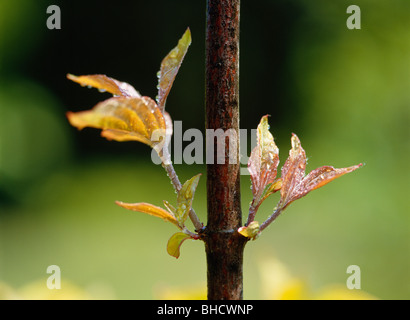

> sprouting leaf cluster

[
  {"left": 67, "top": 29, "right": 202, "bottom": 258},
  {"left": 240, "top": 116, "right": 362, "bottom": 239},
  {"left": 67, "top": 29, "right": 362, "bottom": 257}
]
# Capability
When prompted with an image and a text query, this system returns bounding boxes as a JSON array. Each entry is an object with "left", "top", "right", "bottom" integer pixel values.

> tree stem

[{"left": 204, "top": 0, "right": 245, "bottom": 300}]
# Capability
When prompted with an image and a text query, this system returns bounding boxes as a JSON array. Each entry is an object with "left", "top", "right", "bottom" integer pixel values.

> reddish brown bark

[{"left": 204, "top": 0, "right": 246, "bottom": 300}]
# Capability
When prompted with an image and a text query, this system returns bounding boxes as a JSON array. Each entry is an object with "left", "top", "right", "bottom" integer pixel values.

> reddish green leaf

[
  {"left": 157, "top": 28, "right": 191, "bottom": 111},
  {"left": 67, "top": 96, "right": 166, "bottom": 148},
  {"left": 115, "top": 201, "right": 179, "bottom": 228},
  {"left": 167, "top": 232, "right": 192, "bottom": 259},
  {"left": 279, "top": 134, "right": 306, "bottom": 209},
  {"left": 279, "top": 134, "right": 362, "bottom": 210},
  {"left": 303, "top": 165, "right": 362, "bottom": 192},
  {"left": 67, "top": 74, "right": 140, "bottom": 97},
  {"left": 248, "top": 115, "right": 280, "bottom": 204}
]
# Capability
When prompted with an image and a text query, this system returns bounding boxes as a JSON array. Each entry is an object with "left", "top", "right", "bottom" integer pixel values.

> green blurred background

[{"left": 0, "top": 0, "right": 409, "bottom": 299}]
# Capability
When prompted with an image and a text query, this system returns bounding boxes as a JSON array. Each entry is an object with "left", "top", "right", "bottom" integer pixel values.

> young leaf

[
  {"left": 248, "top": 115, "right": 280, "bottom": 204},
  {"left": 302, "top": 165, "right": 362, "bottom": 192},
  {"left": 163, "top": 111, "right": 173, "bottom": 140},
  {"left": 158, "top": 111, "right": 174, "bottom": 164},
  {"left": 67, "top": 96, "right": 166, "bottom": 148},
  {"left": 157, "top": 28, "right": 191, "bottom": 112},
  {"left": 278, "top": 134, "right": 306, "bottom": 209},
  {"left": 264, "top": 178, "right": 283, "bottom": 198},
  {"left": 115, "top": 201, "right": 180, "bottom": 228},
  {"left": 175, "top": 174, "right": 201, "bottom": 226},
  {"left": 278, "top": 134, "right": 362, "bottom": 210},
  {"left": 238, "top": 221, "right": 260, "bottom": 240},
  {"left": 167, "top": 232, "right": 192, "bottom": 259},
  {"left": 67, "top": 74, "right": 141, "bottom": 97},
  {"left": 163, "top": 200, "right": 177, "bottom": 216}
]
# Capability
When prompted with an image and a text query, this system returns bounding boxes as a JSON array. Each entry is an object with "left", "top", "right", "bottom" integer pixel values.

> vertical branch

[{"left": 204, "top": 0, "right": 247, "bottom": 300}]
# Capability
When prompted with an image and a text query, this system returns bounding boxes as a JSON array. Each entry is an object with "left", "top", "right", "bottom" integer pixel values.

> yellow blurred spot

[
  {"left": 0, "top": 279, "right": 115, "bottom": 300},
  {"left": 314, "top": 284, "right": 377, "bottom": 300},
  {"left": 259, "top": 257, "right": 377, "bottom": 300},
  {"left": 0, "top": 282, "right": 20, "bottom": 300},
  {"left": 258, "top": 257, "right": 308, "bottom": 299},
  {"left": 19, "top": 280, "right": 92, "bottom": 300},
  {"left": 154, "top": 282, "right": 206, "bottom": 300}
]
